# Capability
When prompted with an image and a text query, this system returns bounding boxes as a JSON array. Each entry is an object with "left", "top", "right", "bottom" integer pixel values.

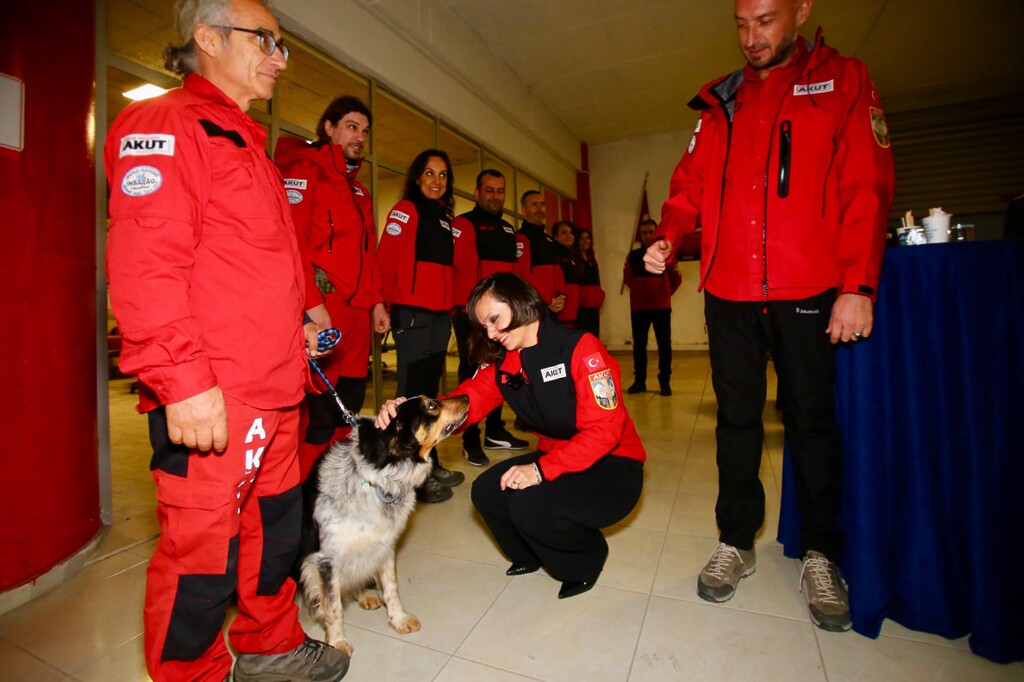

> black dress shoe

[
  {"left": 506, "top": 562, "right": 541, "bottom": 576},
  {"left": 558, "top": 580, "right": 595, "bottom": 599},
  {"left": 626, "top": 382, "right": 646, "bottom": 394}
]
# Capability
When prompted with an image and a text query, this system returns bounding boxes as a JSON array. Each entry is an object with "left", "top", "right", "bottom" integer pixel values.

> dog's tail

[{"left": 300, "top": 553, "right": 330, "bottom": 611}]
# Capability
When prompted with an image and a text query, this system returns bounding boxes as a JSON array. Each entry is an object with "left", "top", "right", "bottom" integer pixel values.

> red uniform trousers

[
  {"left": 144, "top": 397, "right": 306, "bottom": 682},
  {"left": 298, "top": 301, "right": 371, "bottom": 479}
]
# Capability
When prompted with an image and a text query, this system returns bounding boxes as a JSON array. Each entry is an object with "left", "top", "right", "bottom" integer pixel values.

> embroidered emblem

[
  {"left": 385, "top": 222, "right": 402, "bottom": 236},
  {"left": 589, "top": 369, "right": 618, "bottom": 410},
  {"left": 452, "top": 227, "right": 462, "bottom": 238},
  {"left": 283, "top": 178, "right": 307, "bottom": 189},
  {"left": 794, "top": 79, "right": 835, "bottom": 96},
  {"left": 121, "top": 166, "right": 162, "bottom": 196},
  {"left": 688, "top": 134, "right": 696, "bottom": 154},
  {"left": 353, "top": 186, "right": 364, "bottom": 196},
  {"left": 870, "top": 106, "right": 891, "bottom": 148},
  {"left": 440, "top": 220, "right": 451, "bottom": 231},
  {"left": 286, "top": 189, "right": 303, "bottom": 204},
  {"left": 119, "top": 134, "right": 174, "bottom": 158},
  {"left": 389, "top": 209, "right": 410, "bottom": 223},
  {"left": 583, "top": 352, "right": 605, "bottom": 371}
]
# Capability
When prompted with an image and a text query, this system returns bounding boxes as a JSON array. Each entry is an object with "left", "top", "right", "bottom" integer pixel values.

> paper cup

[
  {"left": 897, "top": 226, "right": 927, "bottom": 245},
  {"left": 922, "top": 215, "right": 951, "bottom": 243}
]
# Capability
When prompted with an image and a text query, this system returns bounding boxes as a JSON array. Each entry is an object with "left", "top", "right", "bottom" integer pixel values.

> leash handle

[{"left": 308, "top": 328, "right": 358, "bottom": 427}]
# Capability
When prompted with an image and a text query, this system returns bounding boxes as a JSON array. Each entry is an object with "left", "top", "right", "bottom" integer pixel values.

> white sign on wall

[{"left": 0, "top": 73, "right": 25, "bottom": 152}]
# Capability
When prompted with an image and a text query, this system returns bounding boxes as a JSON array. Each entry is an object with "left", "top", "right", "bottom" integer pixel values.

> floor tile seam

[
  {"left": 874, "top": 629, "right": 1004, "bottom": 657},
  {"left": 0, "top": 631, "right": 78, "bottom": 678},
  {"left": 65, "top": 632, "right": 144, "bottom": 677},
  {"left": 85, "top": 533, "right": 159, "bottom": 568},
  {"left": 624, "top": 591, "right": 657, "bottom": 682},
  {"left": 648, "top": 589, "right": 819, "bottom": 627},
  {"left": 396, "top": 546, "right": 507, "bottom": 571},
  {"left": 441, "top": 652, "right": 551, "bottom": 681},
  {"left": 446, "top": 572, "right": 518, "bottom": 662}
]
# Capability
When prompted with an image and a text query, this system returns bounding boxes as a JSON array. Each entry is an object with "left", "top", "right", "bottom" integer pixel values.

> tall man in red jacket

[
  {"left": 452, "top": 169, "right": 530, "bottom": 466},
  {"left": 105, "top": 1, "right": 350, "bottom": 680},
  {"left": 516, "top": 190, "right": 566, "bottom": 316},
  {"left": 275, "top": 96, "right": 389, "bottom": 480},
  {"left": 645, "top": 0, "right": 894, "bottom": 632},
  {"left": 624, "top": 218, "right": 682, "bottom": 397}
]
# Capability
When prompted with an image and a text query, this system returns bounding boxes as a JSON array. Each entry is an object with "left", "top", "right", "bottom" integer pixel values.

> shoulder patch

[
  {"left": 502, "top": 224, "right": 515, "bottom": 234},
  {"left": 389, "top": 209, "right": 410, "bottom": 223},
  {"left": 452, "top": 227, "right": 462, "bottom": 238},
  {"left": 283, "top": 178, "right": 307, "bottom": 190},
  {"left": 588, "top": 369, "right": 618, "bottom": 410},
  {"left": 385, "top": 222, "right": 402, "bottom": 236},
  {"left": 869, "top": 107, "right": 891, "bottom": 148},
  {"left": 119, "top": 134, "right": 175, "bottom": 158},
  {"left": 286, "top": 189, "right": 303, "bottom": 204},
  {"left": 121, "top": 166, "right": 163, "bottom": 197},
  {"left": 440, "top": 220, "right": 451, "bottom": 231},
  {"left": 353, "top": 186, "right": 365, "bottom": 196},
  {"left": 582, "top": 352, "right": 606, "bottom": 372},
  {"left": 516, "top": 242, "right": 524, "bottom": 259},
  {"left": 540, "top": 363, "right": 566, "bottom": 382}
]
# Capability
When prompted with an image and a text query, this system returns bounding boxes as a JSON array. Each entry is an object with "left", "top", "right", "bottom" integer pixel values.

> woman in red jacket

[
  {"left": 552, "top": 220, "right": 581, "bottom": 327},
  {"left": 573, "top": 227, "right": 605, "bottom": 337},
  {"left": 377, "top": 273, "right": 645, "bottom": 598},
  {"left": 376, "top": 149, "right": 463, "bottom": 502}
]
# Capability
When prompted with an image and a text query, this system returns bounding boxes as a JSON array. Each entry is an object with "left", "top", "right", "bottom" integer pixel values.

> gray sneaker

[
  {"left": 799, "top": 550, "right": 852, "bottom": 632},
  {"left": 697, "top": 542, "right": 756, "bottom": 603},
  {"left": 233, "top": 636, "right": 349, "bottom": 681}
]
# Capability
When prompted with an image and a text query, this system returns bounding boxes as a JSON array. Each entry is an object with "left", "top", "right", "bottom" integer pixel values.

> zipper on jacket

[
  {"left": 821, "top": 134, "right": 838, "bottom": 218},
  {"left": 777, "top": 120, "right": 791, "bottom": 198},
  {"left": 346, "top": 184, "right": 368, "bottom": 306},
  {"left": 326, "top": 210, "right": 335, "bottom": 253},
  {"left": 702, "top": 116, "right": 732, "bottom": 292}
]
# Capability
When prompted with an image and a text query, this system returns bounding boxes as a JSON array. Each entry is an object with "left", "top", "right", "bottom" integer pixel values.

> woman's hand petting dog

[
  {"left": 375, "top": 397, "right": 409, "bottom": 429},
  {"left": 500, "top": 463, "right": 542, "bottom": 491}
]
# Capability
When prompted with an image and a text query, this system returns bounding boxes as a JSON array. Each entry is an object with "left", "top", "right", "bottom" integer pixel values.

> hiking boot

[
  {"left": 626, "top": 382, "right": 646, "bottom": 394},
  {"left": 484, "top": 427, "right": 529, "bottom": 450},
  {"left": 800, "top": 550, "right": 852, "bottom": 632},
  {"left": 416, "top": 475, "right": 453, "bottom": 503},
  {"left": 431, "top": 462, "right": 465, "bottom": 487},
  {"left": 233, "top": 636, "right": 349, "bottom": 681},
  {"left": 697, "top": 543, "right": 756, "bottom": 603},
  {"left": 659, "top": 384, "right": 672, "bottom": 396},
  {"left": 463, "top": 441, "right": 490, "bottom": 467}
]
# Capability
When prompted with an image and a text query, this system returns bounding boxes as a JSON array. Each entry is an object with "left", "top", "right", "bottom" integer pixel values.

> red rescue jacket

[
  {"left": 274, "top": 138, "right": 384, "bottom": 313},
  {"left": 452, "top": 205, "right": 521, "bottom": 307},
  {"left": 576, "top": 252, "right": 605, "bottom": 309},
  {"left": 516, "top": 222, "right": 565, "bottom": 305},
  {"left": 623, "top": 247, "right": 682, "bottom": 310},
  {"left": 377, "top": 198, "right": 454, "bottom": 311},
  {"left": 105, "top": 74, "right": 307, "bottom": 411},
  {"left": 657, "top": 31, "right": 895, "bottom": 304}
]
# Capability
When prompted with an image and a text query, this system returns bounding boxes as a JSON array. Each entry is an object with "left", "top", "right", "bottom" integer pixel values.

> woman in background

[
  {"left": 552, "top": 220, "right": 580, "bottom": 327},
  {"left": 377, "top": 149, "right": 463, "bottom": 503},
  {"left": 573, "top": 227, "right": 604, "bottom": 337}
]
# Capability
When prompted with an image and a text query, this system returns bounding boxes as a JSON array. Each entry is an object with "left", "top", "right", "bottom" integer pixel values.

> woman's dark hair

[
  {"left": 573, "top": 226, "right": 594, "bottom": 261},
  {"left": 466, "top": 273, "right": 547, "bottom": 365},
  {"left": 315, "top": 95, "right": 372, "bottom": 145},
  {"left": 402, "top": 149, "right": 455, "bottom": 220},
  {"left": 552, "top": 220, "right": 576, "bottom": 243}
]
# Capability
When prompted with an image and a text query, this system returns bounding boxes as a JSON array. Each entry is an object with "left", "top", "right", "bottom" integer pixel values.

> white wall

[{"left": 588, "top": 128, "right": 707, "bottom": 352}]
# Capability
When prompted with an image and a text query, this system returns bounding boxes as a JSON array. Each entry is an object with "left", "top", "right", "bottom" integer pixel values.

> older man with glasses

[{"left": 105, "top": 0, "right": 350, "bottom": 680}]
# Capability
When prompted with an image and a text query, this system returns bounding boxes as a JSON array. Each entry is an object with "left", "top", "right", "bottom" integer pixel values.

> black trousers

[
  {"left": 630, "top": 309, "right": 672, "bottom": 386},
  {"left": 391, "top": 306, "right": 451, "bottom": 399},
  {"left": 705, "top": 290, "right": 843, "bottom": 558},
  {"left": 576, "top": 307, "right": 600, "bottom": 338},
  {"left": 471, "top": 452, "right": 643, "bottom": 583},
  {"left": 452, "top": 309, "right": 504, "bottom": 444},
  {"left": 304, "top": 376, "right": 366, "bottom": 444}
]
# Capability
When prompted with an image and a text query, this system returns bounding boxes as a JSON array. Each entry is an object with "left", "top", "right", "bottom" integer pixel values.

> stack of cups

[{"left": 922, "top": 209, "right": 951, "bottom": 243}]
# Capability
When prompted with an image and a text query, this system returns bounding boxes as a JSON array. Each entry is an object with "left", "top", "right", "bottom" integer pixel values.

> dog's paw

[
  {"left": 357, "top": 591, "right": 383, "bottom": 610},
  {"left": 327, "top": 637, "right": 355, "bottom": 656},
  {"left": 389, "top": 613, "right": 421, "bottom": 634}
]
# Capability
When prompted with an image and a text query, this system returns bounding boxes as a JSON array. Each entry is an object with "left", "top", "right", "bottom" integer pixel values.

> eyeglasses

[{"left": 211, "top": 26, "right": 289, "bottom": 61}]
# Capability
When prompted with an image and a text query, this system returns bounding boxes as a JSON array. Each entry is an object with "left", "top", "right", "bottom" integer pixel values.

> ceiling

[{"left": 364, "top": 0, "right": 1024, "bottom": 146}]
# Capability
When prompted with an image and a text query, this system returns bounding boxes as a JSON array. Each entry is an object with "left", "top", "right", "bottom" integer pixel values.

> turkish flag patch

[{"left": 582, "top": 352, "right": 605, "bottom": 372}]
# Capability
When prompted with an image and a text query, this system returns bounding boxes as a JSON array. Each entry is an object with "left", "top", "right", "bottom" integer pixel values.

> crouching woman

[{"left": 377, "top": 272, "right": 645, "bottom": 598}]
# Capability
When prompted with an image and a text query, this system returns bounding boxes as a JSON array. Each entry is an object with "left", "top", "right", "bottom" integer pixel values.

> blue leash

[{"left": 308, "top": 328, "right": 359, "bottom": 427}]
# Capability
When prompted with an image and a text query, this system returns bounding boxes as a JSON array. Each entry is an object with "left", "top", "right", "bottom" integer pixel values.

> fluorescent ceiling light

[{"left": 123, "top": 84, "right": 167, "bottom": 101}]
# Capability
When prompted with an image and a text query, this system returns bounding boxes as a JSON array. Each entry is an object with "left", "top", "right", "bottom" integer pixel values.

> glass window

[
  {"left": 376, "top": 166, "right": 406, "bottom": 232},
  {"left": 107, "top": 0, "right": 177, "bottom": 78},
  {"left": 440, "top": 125, "right": 479, "bottom": 196},
  {"left": 276, "top": 39, "right": 369, "bottom": 139},
  {"left": 515, "top": 171, "right": 541, "bottom": 220},
  {"left": 375, "top": 90, "right": 434, "bottom": 173},
  {"left": 453, "top": 195, "right": 476, "bottom": 219}
]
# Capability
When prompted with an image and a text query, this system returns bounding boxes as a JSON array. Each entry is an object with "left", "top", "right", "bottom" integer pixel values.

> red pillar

[
  {"left": 0, "top": 0, "right": 100, "bottom": 590},
  {"left": 574, "top": 142, "right": 593, "bottom": 230}
]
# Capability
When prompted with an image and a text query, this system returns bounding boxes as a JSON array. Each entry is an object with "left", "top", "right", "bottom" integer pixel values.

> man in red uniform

[
  {"left": 105, "top": 1, "right": 350, "bottom": 680},
  {"left": 275, "top": 96, "right": 389, "bottom": 480},
  {"left": 623, "top": 219, "right": 682, "bottom": 396},
  {"left": 451, "top": 169, "right": 530, "bottom": 466},
  {"left": 645, "top": 0, "right": 894, "bottom": 632},
  {"left": 515, "top": 190, "right": 566, "bottom": 315}
]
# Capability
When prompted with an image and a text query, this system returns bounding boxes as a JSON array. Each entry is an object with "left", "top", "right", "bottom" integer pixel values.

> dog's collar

[{"left": 363, "top": 480, "right": 403, "bottom": 505}]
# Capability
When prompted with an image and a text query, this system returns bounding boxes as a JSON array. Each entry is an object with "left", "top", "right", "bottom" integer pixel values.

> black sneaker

[
  {"left": 431, "top": 462, "right": 465, "bottom": 487},
  {"left": 626, "top": 382, "right": 647, "bottom": 394},
  {"left": 463, "top": 442, "right": 490, "bottom": 467},
  {"left": 233, "top": 635, "right": 350, "bottom": 681},
  {"left": 484, "top": 427, "right": 529, "bottom": 450},
  {"left": 416, "top": 475, "right": 453, "bottom": 503}
]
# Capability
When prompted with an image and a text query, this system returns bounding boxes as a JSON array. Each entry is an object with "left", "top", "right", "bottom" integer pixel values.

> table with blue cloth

[{"left": 778, "top": 239, "right": 1024, "bottom": 663}]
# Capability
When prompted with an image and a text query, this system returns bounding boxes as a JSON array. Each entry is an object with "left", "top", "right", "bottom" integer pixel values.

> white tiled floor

[{"left": 1, "top": 352, "right": 1020, "bottom": 681}]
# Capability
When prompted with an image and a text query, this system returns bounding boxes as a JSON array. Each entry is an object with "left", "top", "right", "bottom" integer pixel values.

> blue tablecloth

[{"left": 779, "top": 240, "right": 1024, "bottom": 663}]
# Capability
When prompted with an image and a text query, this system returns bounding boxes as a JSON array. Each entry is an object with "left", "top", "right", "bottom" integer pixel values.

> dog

[{"left": 299, "top": 395, "right": 469, "bottom": 655}]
